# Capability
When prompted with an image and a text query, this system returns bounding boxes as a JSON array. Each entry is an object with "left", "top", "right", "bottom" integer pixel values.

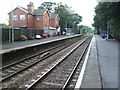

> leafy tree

[
  {"left": 78, "top": 25, "right": 93, "bottom": 34},
  {"left": 93, "top": 2, "right": 120, "bottom": 38},
  {"left": 38, "top": 2, "right": 56, "bottom": 12},
  {"left": 2, "top": 24, "right": 11, "bottom": 29},
  {"left": 54, "top": 2, "right": 82, "bottom": 34},
  {"left": 39, "top": 2, "right": 82, "bottom": 34}
]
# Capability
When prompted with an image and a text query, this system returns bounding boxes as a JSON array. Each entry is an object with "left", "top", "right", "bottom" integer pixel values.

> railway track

[
  {"left": 1, "top": 36, "right": 84, "bottom": 82},
  {"left": 23, "top": 36, "right": 92, "bottom": 90},
  {"left": 2, "top": 36, "right": 92, "bottom": 89}
]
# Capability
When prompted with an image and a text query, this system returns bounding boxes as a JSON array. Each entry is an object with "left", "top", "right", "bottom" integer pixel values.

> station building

[{"left": 8, "top": 2, "right": 60, "bottom": 36}]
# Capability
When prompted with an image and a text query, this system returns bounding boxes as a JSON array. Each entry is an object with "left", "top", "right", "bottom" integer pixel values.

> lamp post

[
  {"left": 11, "top": 0, "right": 14, "bottom": 42},
  {"left": 72, "top": 21, "right": 76, "bottom": 34},
  {"left": 66, "top": 19, "right": 67, "bottom": 35}
]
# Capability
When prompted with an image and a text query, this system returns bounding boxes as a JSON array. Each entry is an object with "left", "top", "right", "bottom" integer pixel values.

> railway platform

[
  {"left": 1, "top": 34, "right": 119, "bottom": 89},
  {"left": 76, "top": 35, "right": 118, "bottom": 89},
  {"left": 1, "top": 36, "right": 66, "bottom": 50},
  {"left": 0, "top": 35, "right": 80, "bottom": 54}
]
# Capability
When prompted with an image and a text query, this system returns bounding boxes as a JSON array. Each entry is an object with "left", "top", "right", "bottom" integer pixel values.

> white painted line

[{"left": 74, "top": 36, "right": 94, "bottom": 89}]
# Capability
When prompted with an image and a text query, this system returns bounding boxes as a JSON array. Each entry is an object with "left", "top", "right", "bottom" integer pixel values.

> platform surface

[
  {"left": 77, "top": 35, "right": 118, "bottom": 89},
  {"left": 1, "top": 36, "right": 67, "bottom": 50},
  {"left": 0, "top": 35, "right": 80, "bottom": 54},
  {"left": 80, "top": 35, "right": 101, "bottom": 89},
  {"left": 95, "top": 35, "right": 118, "bottom": 88}
]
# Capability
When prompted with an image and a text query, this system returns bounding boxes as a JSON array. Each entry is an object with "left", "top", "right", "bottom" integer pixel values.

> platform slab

[
  {"left": 95, "top": 35, "right": 118, "bottom": 88},
  {"left": 80, "top": 35, "right": 101, "bottom": 88}
]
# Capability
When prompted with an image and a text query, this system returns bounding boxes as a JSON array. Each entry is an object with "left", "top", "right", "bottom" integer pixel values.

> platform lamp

[{"left": 11, "top": 0, "right": 14, "bottom": 42}]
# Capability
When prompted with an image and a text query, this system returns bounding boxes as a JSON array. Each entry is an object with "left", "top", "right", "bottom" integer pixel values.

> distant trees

[
  {"left": 92, "top": 2, "right": 120, "bottom": 39},
  {"left": 2, "top": 24, "right": 11, "bottom": 29},
  {"left": 55, "top": 3, "right": 82, "bottom": 34},
  {"left": 79, "top": 25, "right": 93, "bottom": 34},
  {"left": 39, "top": 2, "right": 82, "bottom": 34},
  {"left": 38, "top": 2, "right": 56, "bottom": 12}
]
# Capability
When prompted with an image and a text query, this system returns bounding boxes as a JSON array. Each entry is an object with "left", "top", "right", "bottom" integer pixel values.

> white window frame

[
  {"left": 37, "top": 16, "right": 40, "bottom": 21},
  {"left": 12, "top": 15, "right": 18, "bottom": 20},
  {"left": 20, "top": 15, "right": 25, "bottom": 20}
]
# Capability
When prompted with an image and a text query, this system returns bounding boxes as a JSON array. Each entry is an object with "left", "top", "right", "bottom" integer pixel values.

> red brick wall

[
  {"left": 9, "top": 8, "right": 52, "bottom": 32},
  {"left": 9, "top": 8, "right": 28, "bottom": 27},
  {"left": 34, "top": 15, "right": 43, "bottom": 30},
  {"left": 34, "top": 11, "right": 50, "bottom": 30},
  {"left": 50, "top": 16, "right": 59, "bottom": 28},
  {"left": 43, "top": 12, "right": 50, "bottom": 27},
  {"left": 55, "top": 16, "right": 59, "bottom": 27},
  {"left": 27, "top": 14, "right": 34, "bottom": 29},
  {"left": 50, "top": 19, "right": 55, "bottom": 27}
]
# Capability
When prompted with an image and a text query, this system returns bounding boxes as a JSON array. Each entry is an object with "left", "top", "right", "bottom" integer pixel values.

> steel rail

[
  {"left": 1, "top": 36, "right": 83, "bottom": 70},
  {"left": 1, "top": 37, "right": 82, "bottom": 82},
  {"left": 61, "top": 38, "right": 91, "bottom": 90},
  {"left": 25, "top": 37, "right": 88, "bottom": 90},
  {"left": 1, "top": 42, "right": 67, "bottom": 69}
]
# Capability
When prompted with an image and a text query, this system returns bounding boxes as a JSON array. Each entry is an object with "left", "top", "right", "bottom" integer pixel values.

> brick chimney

[{"left": 27, "top": 2, "right": 34, "bottom": 12}]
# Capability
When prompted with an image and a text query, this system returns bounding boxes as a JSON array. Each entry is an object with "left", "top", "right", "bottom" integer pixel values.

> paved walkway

[
  {"left": 76, "top": 35, "right": 118, "bottom": 89},
  {"left": 95, "top": 35, "right": 118, "bottom": 88},
  {"left": 1, "top": 35, "right": 82, "bottom": 54},
  {"left": 1, "top": 36, "right": 67, "bottom": 50},
  {"left": 80, "top": 35, "right": 101, "bottom": 88}
]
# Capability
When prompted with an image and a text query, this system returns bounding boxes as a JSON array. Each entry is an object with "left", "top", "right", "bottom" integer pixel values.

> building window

[
  {"left": 20, "top": 15, "right": 25, "bottom": 20},
  {"left": 12, "top": 15, "right": 18, "bottom": 20},
  {"left": 37, "top": 16, "right": 40, "bottom": 21}
]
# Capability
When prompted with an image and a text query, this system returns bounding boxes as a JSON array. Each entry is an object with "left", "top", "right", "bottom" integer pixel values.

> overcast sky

[{"left": 0, "top": 0, "right": 98, "bottom": 28}]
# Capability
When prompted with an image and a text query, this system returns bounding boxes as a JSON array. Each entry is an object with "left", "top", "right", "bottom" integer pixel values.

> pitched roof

[
  {"left": 50, "top": 13, "right": 60, "bottom": 20},
  {"left": 8, "top": 5, "right": 59, "bottom": 18},
  {"left": 33, "top": 8, "right": 46, "bottom": 15},
  {"left": 18, "top": 6, "right": 33, "bottom": 14},
  {"left": 8, "top": 6, "right": 47, "bottom": 15},
  {"left": 8, "top": 6, "right": 33, "bottom": 15}
]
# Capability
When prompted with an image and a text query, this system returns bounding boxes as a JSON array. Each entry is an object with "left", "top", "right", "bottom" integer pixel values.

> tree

[
  {"left": 38, "top": 2, "right": 56, "bottom": 12},
  {"left": 93, "top": 2, "right": 120, "bottom": 38},
  {"left": 55, "top": 2, "right": 82, "bottom": 34},
  {"left": 39, "top": 2, "right": 82, "bottom": 34},
  {"left": 2, "top": 24, "right": 11, "bottom": 29}
]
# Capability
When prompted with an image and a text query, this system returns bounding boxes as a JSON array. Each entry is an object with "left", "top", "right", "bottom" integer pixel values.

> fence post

[
  {"left": 0, "top": 24, "right": 2, "bottom": 43},
  {"left": 9, "top": 29, "right": 11, "bottom": 42}
]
